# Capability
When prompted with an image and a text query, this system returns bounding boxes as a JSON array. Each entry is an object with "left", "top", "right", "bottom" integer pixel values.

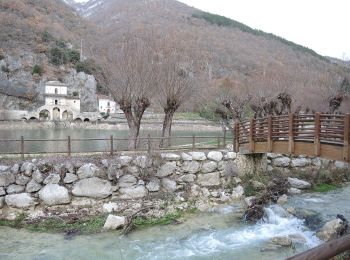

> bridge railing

[{"left": 234, "top": 113, "right": 350, "bottom": 162}]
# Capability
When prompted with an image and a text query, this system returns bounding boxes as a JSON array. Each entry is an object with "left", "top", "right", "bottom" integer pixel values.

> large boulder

[
  {"left": 72, "top": 178, "right": 112, "bottom": 199},
  {"left": 15, "top": 175, "right": 30, "bottom": 186},
  {"left": 207, "top": 151, "right": 223, "bottom": 161},
  {"left": 189, "top": 152, "right": 207, "bottom": 161},
  {"left": 291, "top": 158, "right": 310, "bottom": 167},
  {"left": 39, "top": 184, "right": 70, "bottom": 206},
  {"left": 103, "top": 215, "right": 126, "bottom": 230},
  {"left": 118, "top": 175, "right": 137, "bottom": 188},
  {"left": 156, "top": 162, "right": 177, "bottom": 178},
  {"left": 6, "top": 184, "right": 25, "bottom": 194},
  {"left": 271, "top": 236, "right": 292, "bottom": 246},
  {"left": 77, "top": 163, "right": 102, "bottom": 179},
  {"left": 182, "top": 161, "right": 200, "bottom": 174},
  {"left": 161, "top": 178, "right": 177, "bottom": 192},
  {"left": 146, "top": 178, "right": 160, "bottom": 192},
  {"left": 119, "top": 185, "right": 148, "bottom": 199},
  {"left": 0, "top": 165, "right": 9, "bottom": 172},
  {"left": 181, "top": 153, "right": 192, "bottom": 161},
  {"left": 43, "top": 174, "right": 60, "bottom": 185},
  {"left": 32, "top": 170, "right": 44, "bottom": 183},
  {"left": 231, "top": 185, "right": 244, "bottom": 199},
  {"left": 20, "top": 162, "right": 35, "bottom": 176},
  {"left": 272, "top": 157, "right": 291, "bottom": 167},
  {"left": 117, "top": 156, "right": 133, "bottom": 167},
  {"left": 64, "top": 173, "right": 78, "bottom": 184},
  {"left": 224, "top": 152, "right": 237, "bottom": 160},
  {"left": 0, "top": 187, "right": 5, "bottom": 196},
  {"left": 5, "top": 193, "right": 36, "bottom": 208},
  {"left": 288, "top": 177, "right": 311, "bottom": 189},
  {"left": 161, "top": 153, "right": 181, "bottom": 161},
  {"left": 316, "top": 218, "right": 347, "bottom": 241},
  {"left": 178, "top": 174, "right": 196, "bottom": 183},
  {"left": 26, "top": 180, "right": 42, "bottom": 193},
  {"left": 0, "top": 171, "right": 15, "bottom": 186},
  {"left": 197, "top": 172, "right": 220, "bottom": 187},
  {"left": 201, "top": 161, "right": 217, "bottom": 173}
]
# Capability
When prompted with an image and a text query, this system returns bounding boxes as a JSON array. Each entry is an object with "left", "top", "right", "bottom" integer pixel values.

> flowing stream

[{"left": 1, "top": 185, "right": 350, "bottom": 260}]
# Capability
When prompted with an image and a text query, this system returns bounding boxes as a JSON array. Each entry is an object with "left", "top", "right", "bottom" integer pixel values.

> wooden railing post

[
  {"left": 288, "top": 113, "right": 294, "bottom": 154},
  {"left": 314, "top": 112, "right": 321, "bottom": 157},
  {"left": 110, "top": 135, "right": 114, "bottom": 156},
  {"left": 147, "top": 134, "right": 151, "bottom": 154},
  {"left": 234, "top": 122, "right": 239, "bottom": 153},
  {"left": 20, "top": 136, "right": 24, "bottom": 160},
  {"left": 343, "top": 114, "right": 350, "bottom": 162},
  {"left": 249, "top": 118, "right": 255, "bottom": 153},
  {"left": 67, "top": 136, "right": 71, "bottom": 157},
  {"left": 192, "top": 134, "right": 195, "bottom": 150},
  {"left": 267, "top": 116, "right": 273, "bottom": 152},
  {"left": 223, "top": 128, "right": 226, "bottom": 148},
  {"left": 217, "top": 135, "right": 220, "bottom": 149}
]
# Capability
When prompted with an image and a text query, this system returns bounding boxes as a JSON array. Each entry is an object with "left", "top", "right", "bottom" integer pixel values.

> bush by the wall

[{"left": 32, "top": 65, "right": 44, "bottom": 76}]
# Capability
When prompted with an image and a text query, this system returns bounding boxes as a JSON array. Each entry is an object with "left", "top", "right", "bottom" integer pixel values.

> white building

[{"left": 97, "top": 95, "right": 118, "bottom": 114}]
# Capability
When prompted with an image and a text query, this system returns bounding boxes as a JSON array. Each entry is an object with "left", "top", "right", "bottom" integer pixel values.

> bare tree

[
  {"left": 96, "top": 31, "right": 158, "bottom": 149},
  {"left": 156, "top": 34, "right": 197, "bottom": 147}
]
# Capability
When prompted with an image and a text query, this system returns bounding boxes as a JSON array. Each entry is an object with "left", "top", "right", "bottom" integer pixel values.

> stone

[
  {"left": 252, "top": 181, "right": 265, "bottom": 190},
  {"left": 26, "top": 180, "right": 42, "bottom": 193},
  {"left": 334, "top": 161, "right": 348, "bottom": 169},
  {"left": 64, "top": 173, "right": 78, "bottom": 184},
  {"left": 271, "top": 236, "right": 292, "bottom": 246},
  {"left": 207, "top": 151, "right": 223, "bottom": 161},
  {"left": 267, "top": 153, "right": 282, "bottom": 159},
  {"left": 107, "top": 164, "right": 122, "bottom": 180},
  {"left": 103, "top": 215, "right": 126, "bottom": 230},
  {"left": 190, "top": 184, "right": 201, "bottom": 197},
  {"left": 101, "top": 159, "right": 109, "bottom": 168},
  {"left": 15, "top": 175, "right": 30, "bottom": 186},
  {"left": 43, "top": 174, "right": 60, "bottom": 185},
  {"left": 32, "top": 170, "right": 44, "bottom": 183},
  {"left": 0, "top": 196, "right": 4, "bottom": 208},
  {"left": 6, "top": 184, "right": 25, "bottom": 194},
  {"left": 272, "top": 157, "right": 291, "bottom": 167},
  {"left": 5, "top": 193, "right": 36, "bottom": 208},
  {"left": 222, "top": 162, "right": 239, "bottom": 177},
  {"left": 178, "top": 174, "right": 196, "bottom": 183},
  {"left": 119, "top": 185, "right": 148, "bottom": 199},
  {"left": 316, "top": 218, "right": 347, "bottom": 241},
  {"left": 161, "top": 178, "right": 177, "bottom": 192},
  {"left": 182, "top": 161, "right": 200, "bottom": 174},
  {"left": 39, "top": 184, "right": 70, "bottom": 206},
  {"left": 161, "top": 153, "right": 181, "bottom": 161},
  {"left": 125, "top": 166, "right": 139, "bottom": 176},
  {"left": 133, "top": 156, "right": 148, "bottom": 168},
  {"left": 197, "top": 172, "right": 220, "bottom": 187},
  {"left": 11, "top": 164, "right": 20, "bottom": 174},
  {"left": 288, "top": 187, "right": 302, "bottom": 194},
  {"left": 0, "top": 171, "right": 15, "bottom": 186},
  {"left": 291, "top": 158, "right": 310, "bottom": 167},
  {"left": 201, "top": 161, "right": 218, "bottom": 173},
  {"left": 288, "top": 178, "right": 311, "bottom": 189},
  {"left": 118, "top": 156, "right": 133, "bottom": 167},
  {"left": 277, "top": 194, "right": 288, "bottom": 205},
  {"left": 21, "top": 162, "right": 35, "bottom": 176},
  {"left": 0, "top": 187, "right": 5, "bottom": 196},
  {"left": 224, "top": 152, "right": 237, "bottom": 160},
  {"left": 77, "top": 163, "right": 101, "bottom": 179},
  {"left": 244, "top": 196, "right": 256, "bottom": 207},
  {"left": 118, "top": 175, "right": 137, "bottom": 188},
  {"left": 231, "top": 185, "right": 244, "bottom": 199},
  {"left": 156, "top": 162, "right": 177, "bottom": 177},
  {"left": 188, "top": 152, "right": 207, "bottom": 161},
  {"left": 217, "top": 161, "right": 226, "bottom": 171},
  {"left": 146, "top": 178, "right": 160, "bottom": 192},
  {"left": 65, "top": 162, "right": 75, "bottom": 174},
  {"left": 311, "top": 158, "right": 322, "bottom": 167},
  {"left": 0, "top": 165, "right": 9, "bottom": 172},
  {"left": 72, "top": 178, "right": 112, "bottom": 199},
  {"left": 201, "top": 187, "right": 210, "bottom": 197},
  {"left": 138, "top": 180, "right": 145, "bottom": 186},
  {"left": 232, "top": 177, "right": 242, "bottom": 185},
  {"left": 181, "top": 153, "right": 192, "bottom": 161},
  {"left": 288, "top": 234, "right": 306, "bottom": 244},
  {"left": 103, "top": 202, "right": 120, "bottom": 213}
]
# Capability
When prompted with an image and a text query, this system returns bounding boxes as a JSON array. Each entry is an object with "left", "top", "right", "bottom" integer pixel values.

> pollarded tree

[{"left": 96, "top": 31, "right": 158, "bottom": 149}]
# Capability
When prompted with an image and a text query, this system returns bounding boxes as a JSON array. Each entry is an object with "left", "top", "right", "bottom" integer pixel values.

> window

[
  {"left": 55, "top": 88, "right": 58, "bottom": 94},
  {"left": 55, "top": 100, "right": 58, "bottom": 105},
  {"left": 107, "top": 102, "right": 110, "bottom": 106}
]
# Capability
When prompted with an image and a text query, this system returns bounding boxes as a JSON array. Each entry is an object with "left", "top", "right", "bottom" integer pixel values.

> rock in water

[
  {"left": 288, "top": 177, "right": 311, "bottom": 189},
  {"left": 103, "top": 215, "right": 126, "bottom": 230},
  {"left": 316, "top": 218, "right": 347, "bottom": 241}
]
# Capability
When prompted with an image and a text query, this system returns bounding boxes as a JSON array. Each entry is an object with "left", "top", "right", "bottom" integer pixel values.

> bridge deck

[{"left": 234, "top": 113, "right": 350, "bottom": 162}]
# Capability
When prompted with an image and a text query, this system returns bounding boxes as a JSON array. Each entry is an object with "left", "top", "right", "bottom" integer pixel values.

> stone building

[{"left": 97, "top": 95, "right": 119, "bottom": 114}]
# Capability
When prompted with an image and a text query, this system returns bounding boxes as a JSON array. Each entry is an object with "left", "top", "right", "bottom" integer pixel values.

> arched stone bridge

[{"left": 234, "top": 113, "right": 350, "bottom": 163}]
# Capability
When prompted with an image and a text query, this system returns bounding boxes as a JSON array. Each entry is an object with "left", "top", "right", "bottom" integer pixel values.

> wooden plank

[
  {"left": 271, "top": 141, "right": 288, "bottom": 154},
  {"left": 320, "top": 143, "right": 344, "bottom": 161},
  {"left": 267, "top": 116, "right": 272, "bottom": 152},
  {"left": 343, "top": 114, "right": 349, "bottom": 161},
  {"left": 110, "top": 135, "right": 114, "bottom": 156},
  {"left": 249, "top": 118, "right": 255, "bottom": 153},
  {"left": 234, "top": 122, "right": 239, "bottom": 153},
  {"left": 288, "top": 113, "right": 294, "bottom": 154},
  {"left": 20, "top": 136, "right": 24, "bottom": 160},
  {"left": 68, "top": 136, "right": 71, "bottom": 157},
  {"left": 314, "top": 113, "right": 321, "bottom": 156}
]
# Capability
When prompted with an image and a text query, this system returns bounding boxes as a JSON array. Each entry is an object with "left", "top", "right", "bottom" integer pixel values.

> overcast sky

[
  {"left": 74, "top": 0, "right": 349, "bottom": 59},
  {"left": 178, "top": 0, "right": 349, "bottom": 59}
]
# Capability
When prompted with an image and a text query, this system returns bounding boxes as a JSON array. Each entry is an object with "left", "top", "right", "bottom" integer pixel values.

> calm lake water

[{"left": 0, "top": 128, "right": 228, "bottom": 154}]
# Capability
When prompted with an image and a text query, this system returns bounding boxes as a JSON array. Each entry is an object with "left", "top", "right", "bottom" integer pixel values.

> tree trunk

[{"left": 160, "top": 111, "right": 174, "bottom": 148}]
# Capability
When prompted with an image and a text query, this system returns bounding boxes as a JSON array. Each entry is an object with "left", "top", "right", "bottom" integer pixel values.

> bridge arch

[
  {"left": 62, "top": 110, "right": 73, "bottom": 121},
  {"left": 52, "top": 107, "right": 60, "bottom": 121},
  {"left": 39, "top": 109, "right": 50, "bottom": 121}
]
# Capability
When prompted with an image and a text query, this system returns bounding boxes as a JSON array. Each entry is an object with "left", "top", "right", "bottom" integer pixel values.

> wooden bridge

[{"left": 234, "top": 113, "right": 350, "bottom": 162}]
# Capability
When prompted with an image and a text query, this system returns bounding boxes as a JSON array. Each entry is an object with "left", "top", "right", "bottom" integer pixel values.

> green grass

[
  {"left": 133, "top": 211, "right": 182, "bottom": 228},
  {"left": 313, "top": 183, "right": 337, "bottom": 193},
  {"left": 173, "top": 112, "right": 204, "bottom": 120}
]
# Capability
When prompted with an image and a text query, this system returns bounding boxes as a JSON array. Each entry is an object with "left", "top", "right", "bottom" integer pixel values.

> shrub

[
  {"left": 72, "top": 91, "right": 79, "bottom": 97},
  {"left": 49, "top": 47, "right": 67, "bottom": 65},
  {"left": 1, "top": 65, "right": 9, "bottom": 73},
  {"left": 67, "top": 49, "right": 80, "bottom": 64},
  {"left": 32, "top": 65, "right": 43, "bottom": 76},
  {"left": 41, "top": 31, "right": 53, "bottom": 43}
]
